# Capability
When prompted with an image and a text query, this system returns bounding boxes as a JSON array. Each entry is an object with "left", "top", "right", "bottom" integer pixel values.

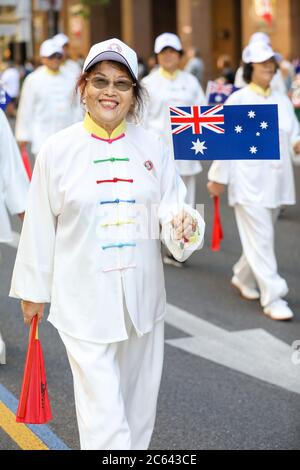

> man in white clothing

[
  {"left": 142, "top": 33, "right": 206, "bottom": 266},
  {"left": 52, "top": 33, "right": 81, "bottom": 81},
  {"left": 15, "top": 38, "right": 82, "bottom": 158}
]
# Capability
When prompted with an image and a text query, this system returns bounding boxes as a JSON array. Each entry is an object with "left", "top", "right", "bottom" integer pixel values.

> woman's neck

[{"left": 251, "top": 80, "right": 270, "bottom": 91}]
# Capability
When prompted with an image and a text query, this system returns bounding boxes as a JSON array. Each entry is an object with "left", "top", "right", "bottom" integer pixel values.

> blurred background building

[{"left": 1, "top": 0, "right": 300, "bottom": 80}]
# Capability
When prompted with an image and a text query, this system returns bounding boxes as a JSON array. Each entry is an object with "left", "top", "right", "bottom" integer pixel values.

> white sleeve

[
  {"left": 15, "top": 74, "right": 36, "bottom": 143},
  {"left": 9, "top": 143, "right": 60, "bottom": 302},
  {"left": 0, "top": 110, "right": 29, "bottom": 215},
  {"left": 158, "top": 141, "right": 205, "bottom": 262},
  {"left": 207, "top": 160, "right": 231, "bottom": 184}
]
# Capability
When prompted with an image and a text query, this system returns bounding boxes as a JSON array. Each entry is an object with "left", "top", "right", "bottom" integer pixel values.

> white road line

[{"left": 165, "top": 303, "right": 300, "bottom": 395}]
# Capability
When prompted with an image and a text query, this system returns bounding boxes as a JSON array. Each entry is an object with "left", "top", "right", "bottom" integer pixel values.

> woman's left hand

[
  {"left": 293, "top": 141, "right": 300, "bottom": 154},
  {"left": 172, "top": 210, "right": 198, "bottom": 241}
]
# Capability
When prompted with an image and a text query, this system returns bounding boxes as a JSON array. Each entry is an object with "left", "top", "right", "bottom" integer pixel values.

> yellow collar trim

[
  {"left": 249, "top": 82, "right": 271, "bottom": 97},
  {"left": 83, "top": 113, "right": 126, "bottom": 139},
  {"left": 44, "top": 66, "right": 60, "bottom": 76},
  {"left": 159, "top": 67, "right": 179, "bottom": 80}
]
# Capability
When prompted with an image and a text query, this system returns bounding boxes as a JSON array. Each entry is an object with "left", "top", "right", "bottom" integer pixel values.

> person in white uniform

[
  {"left": 15, "top": 38, "right": 82, "bottom": 159},
  {"left": 142, "top": 33, "right": 206, "bottom": 208},
  {"left": 234, "top": 32, "right": 286, "bottom": 94},
  {"left": 52, "top": 33, "right": 81, "bottom": 81},
  {"left": 9, "top": 38, "right": 205, "bottom": 449},
  {"left": 0, "top": 109, "right": 29, "bottom": 364},
  {"left": 208, "top": 41, "right": 300, "bottom": 321}
]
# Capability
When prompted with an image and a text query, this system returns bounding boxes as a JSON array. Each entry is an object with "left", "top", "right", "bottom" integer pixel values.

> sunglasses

[
  {"left": 86, "top": 76, "right": 136, "bottom": 92},
  {"left": 48, "top": 53, "right": 63, "bottom": 60}
]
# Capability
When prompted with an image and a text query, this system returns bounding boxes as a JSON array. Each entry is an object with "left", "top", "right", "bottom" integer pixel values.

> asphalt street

[{"left": 0, "top": 161, "right": 300, "bottom": 450}]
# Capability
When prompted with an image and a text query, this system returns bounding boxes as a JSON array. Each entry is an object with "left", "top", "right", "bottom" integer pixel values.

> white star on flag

[
  {"left": 248, "top": 110, "right": 256, "bottom": 118},
  {"left": 256, "top": 132, "right": 260, "bottom": 136},
  {"left": 235, "top": 125, "right": 243, "bottom": 133},
  {"left": 260, "top": 121, "right": 268, "bottom": 129},
  {"left": 249, "top": 146, "right": 258, "bottom": 154},
  {"left": 191, "top": 139, "right": 207, "bottom": 155}
]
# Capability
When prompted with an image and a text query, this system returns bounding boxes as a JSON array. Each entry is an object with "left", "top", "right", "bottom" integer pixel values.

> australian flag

[
  {"left": 170, "top": 104, "right": 280, "bottom": 160},
  {"left": 0, "top": 84, "right": 11, "bottom": 111},
  {"left": 206, "top": 80, "right": 239, "bottom": 105}
]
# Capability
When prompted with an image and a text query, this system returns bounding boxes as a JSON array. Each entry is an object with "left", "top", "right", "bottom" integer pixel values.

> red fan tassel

[
  {"left": 211, "top": 196, "right": 224, "bottom": 251},
  {"left": 21, "top": 145, "right": 32, "bottom": 181},
  {"left": 16, "top": 315, "right": 52, "bottom": 424}
]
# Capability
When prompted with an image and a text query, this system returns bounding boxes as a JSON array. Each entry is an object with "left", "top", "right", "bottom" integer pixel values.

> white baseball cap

[
  {"left": 242, "top": 41, "right": 276, "bottom": 64},
  {"left": 154, "top": 33, "right": 183, "bottom": 54},
  {"left": 53, "top": 33, "right": 69, "bottom": 48},
  {"left": 83, "top": 38, "right": 138, "bottom": 81},
  {"left": 40, "top": 39, "right": 63, "bottom": 58},
  {"left": 249, "top": 32, "right": 270, "bottom": 45}
]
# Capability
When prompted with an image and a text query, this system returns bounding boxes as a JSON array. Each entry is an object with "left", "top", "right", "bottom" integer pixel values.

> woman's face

[
  {"left": 251, "top": 59, "right": 276, "bottom": 88},
  {"left": 157, "top": 47, "right": 181, "bottom": 73},
  {"left": 83, "top": 61, "right": 135, "bottom": 133}
]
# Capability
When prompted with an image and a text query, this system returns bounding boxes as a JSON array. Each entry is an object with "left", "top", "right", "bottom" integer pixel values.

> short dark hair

[
  {"left": 242, "top": 57, "right": 278, "bottom": 84},
  {"left": 75, "top": 60, "right": 146, "bottom": 121},
  {"left": 242, "top": 63, "right": 254, "bottom": 83}
]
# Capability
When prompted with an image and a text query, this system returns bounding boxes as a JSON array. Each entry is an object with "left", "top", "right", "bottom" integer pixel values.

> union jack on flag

[
  {"left": 170, "top": 104, "right": 280, "bottom": 160},
  {"left": 206, "top": 80, "right": 238, "bottom": 105},
  {"left": 170, "top": 105, "right": 225, "bottom": 135}
]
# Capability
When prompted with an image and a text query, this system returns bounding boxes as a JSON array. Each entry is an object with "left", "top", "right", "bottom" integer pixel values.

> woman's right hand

[
  {"left": 21, "top": 300, "right": 44, "bottom": 326},
  {"left": 207, "top": 181, "right": 226, "bottom": 198}
]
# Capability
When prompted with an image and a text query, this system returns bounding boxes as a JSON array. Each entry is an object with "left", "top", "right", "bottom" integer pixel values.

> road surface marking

[
  {"left": 165, "top": 303, "right": 299, "bottom": 395},
  {"left": 0, "top": 384, "right": 69, "bottom": 450}
]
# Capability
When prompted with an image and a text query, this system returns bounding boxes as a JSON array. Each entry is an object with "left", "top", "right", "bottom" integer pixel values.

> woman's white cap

[
  {"left": 249, "top": 32, "right": 270, "bottom": 45},
  {"left": 154, "top": 32, "right": 182, "bottom": 54},
  {"left": 242, "top": 41, "right": 276, "bottom": 63},
  {"left": 83, "top": 38, "right": 138, "bottom": 81},
  {"left": 40, "top": 39, "right": 63, "bottom": 58},
  {"left": 52, "top": 33, "right": 69, "bottom": 48}
]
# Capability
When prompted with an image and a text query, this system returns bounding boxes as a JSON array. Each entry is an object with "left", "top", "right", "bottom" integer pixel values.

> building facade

[{"left": 1, "top": 0, "right": 300, "bottom": 80}]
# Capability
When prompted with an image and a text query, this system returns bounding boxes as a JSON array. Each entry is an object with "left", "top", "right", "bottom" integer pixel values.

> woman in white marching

[
  {"left": 142, "top": 33, "right": 206, "bottom": 266},
  {"left": 15, "top": 38, "right": 82, "bottom": 159},
  {"left": 10, "top": 39, "right": 205, "bottom": 450},
  {"left": 208, "top": 41, "right": 300, "bottom": 321},
  {"left": 0, "top": 109, "right": 29, "bottom": 363}
]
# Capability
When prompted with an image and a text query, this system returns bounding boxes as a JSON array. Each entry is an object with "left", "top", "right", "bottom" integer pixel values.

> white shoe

[
  {"left": 231, "top": 276, "right": 260, "bottom": 300},
  {"left": 0, "top": 337, "right": 6, "bottom": 364},
  {"left": 163, "top": 254, "right": 183, "bottom": 268},
  {"left": 263, "top": 300, "right": 294, "bottom": 321}
]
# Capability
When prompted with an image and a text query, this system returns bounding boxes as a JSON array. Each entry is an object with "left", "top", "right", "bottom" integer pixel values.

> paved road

[{"left": 1, "top": 162, "right": 300, "bottom": 450}]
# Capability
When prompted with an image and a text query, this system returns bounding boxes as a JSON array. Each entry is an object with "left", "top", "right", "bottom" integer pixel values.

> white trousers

[
  {"left": 233, "top": 204, "right": 288, "bottom": 307},
  {"left": 58, "top": 312, "right": 164, "bottom": 450},
  {"left": 181, "top": 175, "right": 197, "bottom": 208}
]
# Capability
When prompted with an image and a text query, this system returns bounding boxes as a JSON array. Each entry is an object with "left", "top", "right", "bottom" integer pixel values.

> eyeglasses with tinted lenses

[
  {"left": 86, "top": 76, "right": 136, "bottom": 92},
  {"left": 49, "top": 53, "right": 63, "bottom": 60}
]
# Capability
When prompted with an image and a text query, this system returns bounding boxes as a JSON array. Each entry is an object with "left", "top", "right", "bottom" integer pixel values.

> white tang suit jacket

[
  {"left": 0, "top": 109, "right": 29, "bottom": 243},
  {"left": 10, "top": 114, "right": 205, "bottom": 343},
  {"left": 142, "top": 68, "right": 206, "bottom": 176},
  {"left": 208, "top": 85, "right": 300, "bottom": 208},
  {"left": 15, "top": 66, "right": 83, "bottom": 155}
]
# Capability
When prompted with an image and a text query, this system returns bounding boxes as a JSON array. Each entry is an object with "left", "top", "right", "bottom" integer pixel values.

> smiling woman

[
  {"left": 76, "top": 60, "right": 144, "bottom": 131},
  {"left": 9, "top": 38, "right": 205, "bottom": 451}
]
